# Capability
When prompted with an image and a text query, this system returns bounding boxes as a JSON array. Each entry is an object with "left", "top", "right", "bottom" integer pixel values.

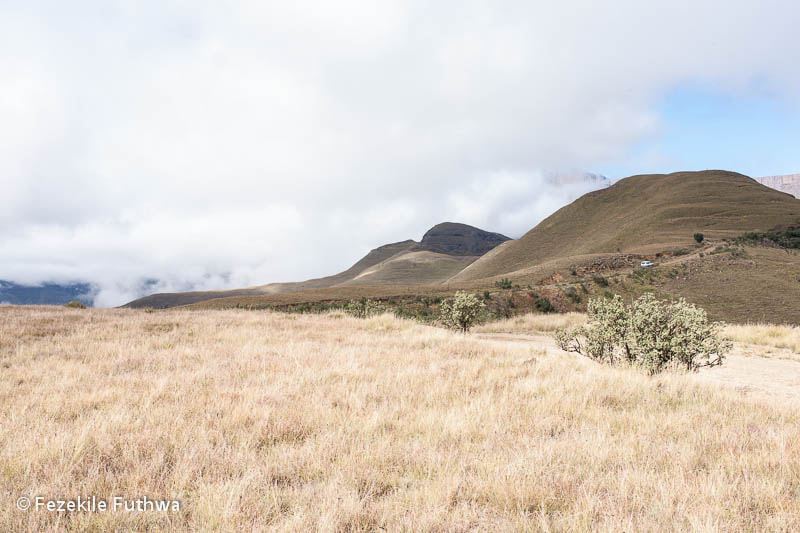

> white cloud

[{"left": 1, "top": 1, "right": 799, "bottom": 305}]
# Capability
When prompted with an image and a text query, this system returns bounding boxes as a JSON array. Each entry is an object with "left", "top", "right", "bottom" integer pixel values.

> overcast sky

[{"left": 2, "top": 1, "right": 800, "bottom": 306}]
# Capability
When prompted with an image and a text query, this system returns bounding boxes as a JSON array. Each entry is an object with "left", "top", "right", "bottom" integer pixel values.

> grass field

[
  {"left": 723, "top": 322, "right": 800, "bottom": 354},
  {"left": 474, "top": 312, "right": 587, "bottom": 334},
  {"left": 1, "top": 306, "right": 799, "bottom": 531}
]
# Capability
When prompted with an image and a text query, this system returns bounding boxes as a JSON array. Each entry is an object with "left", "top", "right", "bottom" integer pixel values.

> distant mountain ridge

[
  {"left": 0, "top": 280, "right": 94, "bottom": 306},
  {"left": 124, "top": 169, "right": 800, "bottom": 322},
  {"left": 123, "top": 222, "right": 510, "bottom": 308},
  {"left": 754, "top": 174, "right": 800, "bottom": 198}
]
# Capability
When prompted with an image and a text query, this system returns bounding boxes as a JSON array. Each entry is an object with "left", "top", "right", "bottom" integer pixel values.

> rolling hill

[
  {"left": 123, "top": 222, "right": 510, "bottom": 308},
  {"left": 450, "top": 170, "right": 800, "bottom": 282},
  {"left": 125, "top": 170, "right": 800, "bottom": 322}
]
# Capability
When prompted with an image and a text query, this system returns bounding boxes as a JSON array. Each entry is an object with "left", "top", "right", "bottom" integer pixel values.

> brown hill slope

[
  {"left": 123, "top": 223, "right": 509, "bottom": 308},
  {"left": 342, "top": 251, "right": 477, "bottom": 286},
  {"left": 452, "top": 170, "right": 800, "bottom": 282}
]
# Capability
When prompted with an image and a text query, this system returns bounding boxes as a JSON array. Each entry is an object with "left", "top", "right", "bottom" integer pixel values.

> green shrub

[
  {"left": 534, "top": 296, "right": 555, "bottom": 313},
  {"left": 735, "top": 227, "right": 800, "bottom": 249},
  {"left": 564, "top": 287, "right": 581, "bottom": 304},
  {"left": 555, "top": 293, "right": 730, "bottom": 374},
  {"left": 64, "top": 301, "right": 87, "bottom": 309},
  {"left": 693, "top": 232, "right": 704, "bottom": 244},
  {"left": 592, "top": 275, "right": 609, "bottom": 287},
  {"left": 495, "top": 278, "right": 513, "bottom": 290},
  {"left": 345, "top": 298, "right": 383, "bottom": 318},
  {"left": 440, "top": 291, "right": 485, "bottom": 333}
]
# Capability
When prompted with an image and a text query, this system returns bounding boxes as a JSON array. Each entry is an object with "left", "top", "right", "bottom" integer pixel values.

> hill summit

[
  {"left": 124, "top": 222, "right": 510, "bottom": 308},
  {"left": 124, "top": 170, "right": 800, "bottom": 322},
  {"left": 417, "top": 222, "right": 511, "bottom": 256},
  {"left": 450, "top": 169, "right": 800, "bottom": 282}
]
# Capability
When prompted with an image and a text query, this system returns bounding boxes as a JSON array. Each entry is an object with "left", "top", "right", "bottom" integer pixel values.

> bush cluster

[
  {"left": 534, "top": 296, "right": 555, "bottom": 313},
  {"left": 345, "top": 298, "right": 384, "bottom": 318},
  {"left": 495, "top": 278, "right": 513, "bottom": 289},
  {"left": 737, "top": 227, "right": 800, "bottom": 249},
  {"left": 439, "top": 291, "right": 484, "bottom": 333},
  {"left": 555, "top": 293, "right": 730, "bottom": 374}
]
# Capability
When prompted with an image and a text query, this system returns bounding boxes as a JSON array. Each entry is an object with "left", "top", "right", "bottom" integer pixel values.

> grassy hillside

[
  {"left": 341, "top": 251, "right": 477, "bottom": 286},
  {"left": 183, "top": 284, "right": 456, "bottom": 310},
  {"left": 124, "top": 240, "right": 421, "bottom": 308},
  {"left": 452, "top": 170, "right": 800, "bottom": 282},
  {"left": 126, "top": 171, "right": 800, "bottom": 322},
  {"left": 124, "top": 223, "right": 508, "bottom": 309},
  {"left": 599, "top": 246, "right": 800, "bottom": 324},
  {"left": 2, "top": 306, "right": 798, "bottom": 530}
]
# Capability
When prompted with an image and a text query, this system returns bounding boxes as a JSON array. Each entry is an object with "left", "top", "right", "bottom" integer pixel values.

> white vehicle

[{"left": 639, "top": 260, "right": 654, "bottom": 268}]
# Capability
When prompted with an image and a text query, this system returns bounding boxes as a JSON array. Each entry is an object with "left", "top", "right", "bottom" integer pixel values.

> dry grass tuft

[
  {"left": 723, "top": 323, "right": 800, "bottom": 353},
  {"left": 1, "top": 306, "right": 798, "bottom": 531},
  {"left": 475, "top": 312, "right": 587, "bottom": 334}
]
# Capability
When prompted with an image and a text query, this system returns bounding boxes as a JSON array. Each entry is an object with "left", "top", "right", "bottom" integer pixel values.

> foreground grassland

[
  {"left": 723, "top": 322, "right": 800, "bottom": 355},
  {"left": 1, "top": 307, "right": 799, "bottom": 531}
]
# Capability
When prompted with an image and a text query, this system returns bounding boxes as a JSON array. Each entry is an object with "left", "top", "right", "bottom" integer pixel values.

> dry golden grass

[
  {"left": 723, "top": 322, "right": 800, "bottom": 354},
  {"left": 1, "top": 306, "right": 799, "bottom": 531},
  {"left": 478, "top": 312, "right": 800, "bottom": 355},
  {"left": 474, "top": 312, "right": 587, "bottom": 335}
]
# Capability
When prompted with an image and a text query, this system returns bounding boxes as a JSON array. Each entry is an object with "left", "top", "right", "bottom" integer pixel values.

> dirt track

[{"left": 476, "top": 332, "right": 800, "bottom": 404}]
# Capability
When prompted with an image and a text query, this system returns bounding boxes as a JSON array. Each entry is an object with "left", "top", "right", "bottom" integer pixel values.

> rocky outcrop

[{"left": 754, "top": 174, "right": 800, "bottom": 198}]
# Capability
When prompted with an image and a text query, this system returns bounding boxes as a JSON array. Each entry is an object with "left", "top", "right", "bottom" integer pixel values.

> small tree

[
  {"left": 555, "top": 293, "right": 730, "bottom": 374},
  {"left": 694, "top": 232, "right": 704, "bottom": 244},
  {"left": 440, "top": 291, "right": 485, "bottom": 333}
]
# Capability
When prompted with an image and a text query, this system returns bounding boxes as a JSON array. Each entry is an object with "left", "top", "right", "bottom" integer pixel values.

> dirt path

[
  {"left": 476, "top": 332, "right": 800, "bottom": 404},
  {"left": 694, "top": 343, "right": 800, "bottom": 403}
]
